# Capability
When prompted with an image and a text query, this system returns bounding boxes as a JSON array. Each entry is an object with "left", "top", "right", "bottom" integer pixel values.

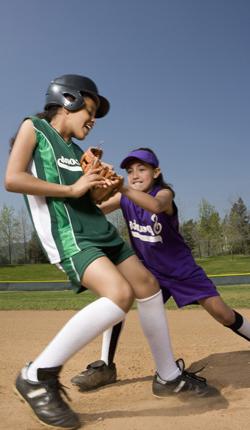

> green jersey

[{"left": 25, "top": 116, "right": 124, "bottom": 263}]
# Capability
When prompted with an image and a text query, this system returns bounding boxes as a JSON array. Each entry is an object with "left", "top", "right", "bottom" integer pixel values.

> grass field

[
  {"left": 1, "top": 285, "right": 250, "bottom": 310},
  {"left": 0, "top": 255, "right": 249, "bottom": 282},
  {"left": 0, "top": 263, "right": 67, "bottom": 281},
  {"left": 196, "top": 254, "right": 250, "bottom": 275},
  {"left": 0, "top": 255, "right": 249, "bottom": 310}
]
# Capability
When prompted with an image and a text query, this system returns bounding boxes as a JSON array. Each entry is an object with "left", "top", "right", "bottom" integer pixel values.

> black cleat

[
  {"left": 15, "top": 364, "right": 81, "bottom": 429},
  {"left": 71, "top": 360, "right": 117, "bottom": 391},
  {"left": 153, "top": 359, "right": 219, "bottom": 398}
]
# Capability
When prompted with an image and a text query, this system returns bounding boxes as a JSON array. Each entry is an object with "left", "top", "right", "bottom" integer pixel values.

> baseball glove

[{"left": 80, "top": 147, "right": 123, "bottom": 204}]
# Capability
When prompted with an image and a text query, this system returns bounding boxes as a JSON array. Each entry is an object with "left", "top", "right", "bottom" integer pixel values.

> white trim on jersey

[
  {"left": 32, "top": 126, "right": 81, "bottom": 257},
  {"left": 69, "top": 257, "right": 81, "bottom": 282},
  {"left": 27, "top": 161, "right": 61, "bottom": 263}
]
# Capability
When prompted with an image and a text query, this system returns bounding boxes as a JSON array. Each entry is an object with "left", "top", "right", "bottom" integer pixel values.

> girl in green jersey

[{"left": 5, "top": 74, "right": 215, "bottom": 430}]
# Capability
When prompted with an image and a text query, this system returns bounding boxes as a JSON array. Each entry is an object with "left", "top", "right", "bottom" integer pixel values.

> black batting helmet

[{"left": 44, "top": 74, "right": 110, "bottom": 118}]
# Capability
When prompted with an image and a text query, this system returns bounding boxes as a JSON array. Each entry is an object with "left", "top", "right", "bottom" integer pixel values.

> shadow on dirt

[
  {"left": 190, "top": 349, "right": 250, "bottom": 389},
  {"left": 78, "top": 350, "right": 250, "bottom": 423}
]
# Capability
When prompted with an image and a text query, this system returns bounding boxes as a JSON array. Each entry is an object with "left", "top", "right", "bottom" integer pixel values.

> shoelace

[
  {"left": 46, "top": 379, "right": 72, "bottom": 402},
  {"left": 183, "top": 366, "right": 207, "bottom": 384}
]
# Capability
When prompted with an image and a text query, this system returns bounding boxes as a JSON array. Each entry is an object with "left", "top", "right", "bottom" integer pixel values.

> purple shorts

[{"left": 158, "top": 271, "right": 219, "bottom": 308}]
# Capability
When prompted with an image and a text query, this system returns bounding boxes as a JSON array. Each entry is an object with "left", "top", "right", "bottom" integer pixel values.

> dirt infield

[{"left": 0, "top": 309, "right": 250, "bottom": 430}]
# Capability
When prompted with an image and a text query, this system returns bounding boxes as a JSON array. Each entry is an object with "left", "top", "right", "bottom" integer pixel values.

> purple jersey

[{"left": 120, "top": 185, "right": 219, "bottom": 307}]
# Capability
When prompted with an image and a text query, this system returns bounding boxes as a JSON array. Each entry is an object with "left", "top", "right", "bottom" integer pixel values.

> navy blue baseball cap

[{"left": 120, "top": 149, "right": 159, "bottom": 169}]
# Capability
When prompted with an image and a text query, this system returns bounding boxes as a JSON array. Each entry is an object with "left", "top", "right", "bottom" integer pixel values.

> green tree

[
  {"left": 0, "top": 205, "right": 21, "bottom": 264},
  {"left": 28, "top": 231, "right": 48, "bottom": 263},
  {"left": 198, "top": 199, "right": 222, "bottom": 256},
  {"left": 181, "top": 219, "right": 197, "bottom": 254},
  {"left": 18, "top": 207, "right": 32, "bottom": 263},
  {"left": 225, "top": 197, "right": 250, "bottom": 254}
]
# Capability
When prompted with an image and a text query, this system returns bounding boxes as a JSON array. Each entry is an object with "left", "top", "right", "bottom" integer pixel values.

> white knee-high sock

[
  {"left": 27, "top": 297, "right": 125, "bottom": 381},
  {"left": 100, "top": 327, "right": 113, "bottom": 365},
  {"left": 101, "top": 320, "right": 125, "bottom": 365},
  {"left": 136, "top": 290, "right": 180, "bottom": 381}
]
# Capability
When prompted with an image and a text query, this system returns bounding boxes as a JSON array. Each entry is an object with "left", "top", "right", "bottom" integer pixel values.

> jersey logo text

[
  {"left": 129, "top": 214, "right": 163, "bottom": 243},
  {"left": 57, "top": 156, "right": 82, "bottom": 171}
]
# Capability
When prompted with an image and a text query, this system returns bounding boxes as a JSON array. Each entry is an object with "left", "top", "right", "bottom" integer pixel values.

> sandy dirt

[{"left": 0, "top": 309, "right": 250, "bottom": 430}]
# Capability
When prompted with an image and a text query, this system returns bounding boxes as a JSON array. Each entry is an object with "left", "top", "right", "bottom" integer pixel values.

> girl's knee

[
  {"left": 136, "top": 270, "right": 160, "bottom": 298},
  {"left": 110, "top": 282, "right": 134, "bottom": 313},
  {"left": 147, "top": 272, "right": 159, "bottom": 290}
]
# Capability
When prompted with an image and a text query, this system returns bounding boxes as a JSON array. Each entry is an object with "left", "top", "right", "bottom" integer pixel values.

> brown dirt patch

[{"left": 0, "top": 309, "right": 250, "bottom": 430}]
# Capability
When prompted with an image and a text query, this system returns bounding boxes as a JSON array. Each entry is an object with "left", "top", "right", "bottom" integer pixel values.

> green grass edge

[{"left": 1, "top": 285, "right": 250, "bottom": 310}]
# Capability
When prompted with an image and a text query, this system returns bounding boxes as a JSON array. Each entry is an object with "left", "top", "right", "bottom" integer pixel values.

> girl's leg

[
  {"left": 116, "top": 256, "right": 216, "bottom": 397},
  {"left": 99, "top": 287, "right": 170, "bottom": 367},
  {"left": 16, "top": 257, "right": 134, "bottom": 429},
  {"left": 199, "top": 296, "right": 250, "bottom": 341},
  {"left": 99, "top": 284, "right": 169, "bottom": 366},
  {"left": 27, "top": 256, "right": 134, "bottom": 380},
  {"left": 117, "top": 255, "right": 180, "bottom": 381}
]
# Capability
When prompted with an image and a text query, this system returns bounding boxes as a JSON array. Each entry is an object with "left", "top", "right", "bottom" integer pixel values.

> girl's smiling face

[
  {"left": 68, "top": 96, "right": 97, "bottom": 140},
  {"left": 126, "top": 161, "right": 160, "bottom": 192},
  {"left": 54, "top": 96, "right": 98, "bottom": 141}
]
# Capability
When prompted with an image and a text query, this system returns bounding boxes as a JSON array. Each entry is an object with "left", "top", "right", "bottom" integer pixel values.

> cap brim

[
  {"left": 120, "top": 150, "right": 159, "bottom": 168},
  {"left": 120, "top": 156, "right": 139, "bottom": 169},
  {"left": 96, "top": 95, "right": 110, "bottom": 118}
]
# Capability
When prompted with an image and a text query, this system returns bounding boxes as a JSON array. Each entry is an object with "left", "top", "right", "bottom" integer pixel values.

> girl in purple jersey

[{"left": 72, "top": 147, "right": 250, "bottom": 391}]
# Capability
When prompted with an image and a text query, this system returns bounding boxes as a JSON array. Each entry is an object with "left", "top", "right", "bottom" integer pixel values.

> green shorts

[{"left": 58, "top": 242, "right": 135, "bottom": 293}]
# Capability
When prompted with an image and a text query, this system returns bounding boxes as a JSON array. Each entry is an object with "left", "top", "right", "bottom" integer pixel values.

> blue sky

[{"left": 1, "top": 0, "right": 249, "bottom": 221}]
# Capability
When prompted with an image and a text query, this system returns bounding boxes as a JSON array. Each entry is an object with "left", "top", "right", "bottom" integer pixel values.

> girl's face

[
  {"left": 126, "top": 161, "right": 160, "bottom": 192},
  {"left": 66, "top": 96, "right": 97, "bottom": 140}
]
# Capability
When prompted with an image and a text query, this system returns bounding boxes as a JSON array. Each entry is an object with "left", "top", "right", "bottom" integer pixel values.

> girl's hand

[
  {"left": 90, "top": 175, "right": 123, "bottom": 204},
  {"left": 69, "top": 167, "right": 107, "bottom": 198},
  {"left": 96, "top": 176, "right": 123, "bottom": 189}
]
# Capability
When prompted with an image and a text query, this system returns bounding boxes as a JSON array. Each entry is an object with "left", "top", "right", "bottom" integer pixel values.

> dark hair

[
  {"left": 9, "top": 106, "right": 60, "bottom": 150},
  {"left": 136, "top": 147, "right": 175, "bottom": 198}
]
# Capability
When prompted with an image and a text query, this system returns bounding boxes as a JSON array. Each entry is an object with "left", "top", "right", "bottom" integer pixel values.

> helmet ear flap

[
  {"left": 61, "top": 89, "right": 86, "bottom": 111},
  {"left": 45, "top": 85, "right": 85, "bottom": 112}
]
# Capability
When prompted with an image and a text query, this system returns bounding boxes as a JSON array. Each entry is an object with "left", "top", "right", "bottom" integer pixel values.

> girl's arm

[
  {"left": 121, "top": 185, "right": 174, "bottom": 215},
  {"left": 5, "top": 120, "right": 106, "bottom": 199},
  {"left": 98, "top": 192, "right": 121, "bottom": 214}
]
